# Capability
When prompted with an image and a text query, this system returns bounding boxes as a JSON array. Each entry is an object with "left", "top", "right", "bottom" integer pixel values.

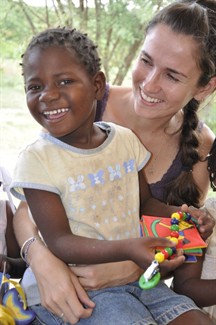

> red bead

[
  {"left": 170, "top": 231, "right": 179, "bottom": 238},
  {"left": 160, "top": 249, "right": 169, "bottom": 259},
  {"left": 177, "top": 211, "right": 183, "bottom": 219}
]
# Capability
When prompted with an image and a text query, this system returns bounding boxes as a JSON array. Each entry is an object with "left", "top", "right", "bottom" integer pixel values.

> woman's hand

[
  {"left": 30, "top": 244, "right": 95, "bottom": 324},
  {"left": 71, "top": 261, "right": 143, "bottom": 290},
  {"left": 182, "top": 204, "right": 215, "bottom": 240}
]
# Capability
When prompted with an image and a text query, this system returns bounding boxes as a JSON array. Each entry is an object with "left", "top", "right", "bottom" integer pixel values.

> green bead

[
  {"left": 182, "top": 212, "right": 187, "bottom": 220},
  {"left": 165, "top": 247, "right": 173, "bottom": 256},
  {"left": 170, "top": 224, "right": 179, "bottom": 231}
]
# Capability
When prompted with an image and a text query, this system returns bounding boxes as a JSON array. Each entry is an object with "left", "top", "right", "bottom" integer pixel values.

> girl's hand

[
  {"left": 71, "top": 261, "right": 143, "bottom": 290},
  {"left": 127, "top": 237, "right": 185, "bottom": 273},
  {"left": 30, "top": 245, "right": 95, "bottom": 324},
  {"left": 181, "top": 204, "right": 215, "bottom": 240}
]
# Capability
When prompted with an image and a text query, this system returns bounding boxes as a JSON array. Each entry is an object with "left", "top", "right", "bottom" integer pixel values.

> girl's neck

[{"left": 57, "top": 124, "right": 107, "bottom": 149}]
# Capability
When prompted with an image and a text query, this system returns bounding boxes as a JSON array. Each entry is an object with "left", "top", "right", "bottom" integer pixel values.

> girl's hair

[
  {"left": 21, "top": 27, "right": 101, "bottom": 77},
  {"left": 207, "top": 138, "right": 216, "bottom": 191},
  {"left": 146, "top": 0, "right": 216, "bottom": 207}
]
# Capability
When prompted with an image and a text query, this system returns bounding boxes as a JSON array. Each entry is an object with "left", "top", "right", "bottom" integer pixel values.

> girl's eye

[
  {"left": 27, "top": 85, "right": 41, "bottom": 91},
  {"left": 59, "top": 79, "right": 73, "bottom": 86}
]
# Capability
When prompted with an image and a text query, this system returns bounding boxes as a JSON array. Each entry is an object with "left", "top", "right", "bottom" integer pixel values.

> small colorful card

[{"left": 140, "top": 215, "right": 207, "bottom": 261}]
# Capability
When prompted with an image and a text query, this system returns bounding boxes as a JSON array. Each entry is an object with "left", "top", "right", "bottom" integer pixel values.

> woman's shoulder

[
  {"left": 103, "top": 85, "right": 134, "bottom": 124},
  {"left": 108, "top": 85, "right": 133, "bottom": 107},
  {"left": 198, "top": 122, "right": 215, "bottom": 158}
]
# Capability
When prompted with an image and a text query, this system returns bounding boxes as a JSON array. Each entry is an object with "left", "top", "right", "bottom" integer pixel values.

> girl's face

[
  {"left": 24, "top": 46, "right": 104, "bottom": 140},
  {"left": 132, "top": 24, "right": 205, "bottom": 120}
]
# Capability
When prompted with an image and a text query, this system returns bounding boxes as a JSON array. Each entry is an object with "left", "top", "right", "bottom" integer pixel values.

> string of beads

[{"left": 139, "top": 211, "right": 194, "bottom": 290}]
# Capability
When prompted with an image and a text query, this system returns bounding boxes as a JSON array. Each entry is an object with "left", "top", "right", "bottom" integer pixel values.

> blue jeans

[{"left": 30, "top": 281, "right": 199, "bottom": 325}]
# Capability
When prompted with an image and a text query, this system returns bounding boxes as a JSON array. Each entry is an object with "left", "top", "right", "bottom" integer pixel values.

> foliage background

[{"left": 0, "top": 0, "right": 215, "bottom": 198}]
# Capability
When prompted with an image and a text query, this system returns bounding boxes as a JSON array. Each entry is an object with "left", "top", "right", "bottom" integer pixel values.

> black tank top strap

[{"left": 95, "top": 83, "right": 110, "bottom": 122}]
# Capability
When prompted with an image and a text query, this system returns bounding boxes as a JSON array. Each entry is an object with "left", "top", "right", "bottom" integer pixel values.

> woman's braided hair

[
  {"left": 146, "top": 0, "right": 216, "bottom": 207},
  {"left": 21, "top": 27, "right": 101, "bottom": 77}
]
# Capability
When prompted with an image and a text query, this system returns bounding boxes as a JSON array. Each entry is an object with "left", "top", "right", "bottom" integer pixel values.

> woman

[{"left": 13, "top": 0, "right": 216, "bottom": 324}]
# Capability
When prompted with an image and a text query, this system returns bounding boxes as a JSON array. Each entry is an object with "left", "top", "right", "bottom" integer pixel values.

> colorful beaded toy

[
  {"left": 139, "top": 211, "right": 198, "bottom": 290},
  {"left": 0, "top": 272, "right": 35, "bottom": 325}
]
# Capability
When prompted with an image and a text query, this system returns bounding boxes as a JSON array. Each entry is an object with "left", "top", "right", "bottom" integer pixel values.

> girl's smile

[
  {"left": 24, "top": 46, "right": 99, "bottom": 142},
  {"left": 42, "top": 108, "right": 70, "bottom": 120}
]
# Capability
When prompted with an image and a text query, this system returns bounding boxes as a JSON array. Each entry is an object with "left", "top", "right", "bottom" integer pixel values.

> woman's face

[{"left": 132, "top": 23, "right": 203, "bottom": 120}]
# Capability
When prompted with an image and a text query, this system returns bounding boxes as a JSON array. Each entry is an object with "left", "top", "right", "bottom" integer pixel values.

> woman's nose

[
  {"left": 143, "top": 70, "right": 161, "bottom": 93},
  {"left": 39, "top": 85, "right": 60, "bottom": 103}
]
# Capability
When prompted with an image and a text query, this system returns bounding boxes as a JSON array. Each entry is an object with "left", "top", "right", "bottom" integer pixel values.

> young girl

[
  {"left": 0, "top": 166, "right": 26, "bottom": 278},
  {"left": 10, "top": 27, "right": 213, "bottom": 325}
]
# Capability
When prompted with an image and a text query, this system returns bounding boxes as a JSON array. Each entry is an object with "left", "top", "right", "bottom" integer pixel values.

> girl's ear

[
  {"left": 93, "top": 71, "right": 106, "bottom": 100},
  {"left": 194, "top": 76, "right": 216, "bottom": 102}
]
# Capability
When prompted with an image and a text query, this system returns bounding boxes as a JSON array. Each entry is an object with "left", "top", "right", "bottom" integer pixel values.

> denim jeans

[{"left": 30, "top": 281, "right": 199, "bottom": 325}]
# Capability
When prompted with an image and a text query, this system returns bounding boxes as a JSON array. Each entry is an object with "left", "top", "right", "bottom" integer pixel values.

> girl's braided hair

[
  {"left": 21, "top": 27, "right": 101, "bottom": 77},
  {"left": 146, "top": 0, "right": 216, "bottom": 207}
]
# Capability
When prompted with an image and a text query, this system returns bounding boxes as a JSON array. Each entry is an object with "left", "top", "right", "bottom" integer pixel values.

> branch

[{"left": 18, "top": 0, "right": 37, "bottom": 34}]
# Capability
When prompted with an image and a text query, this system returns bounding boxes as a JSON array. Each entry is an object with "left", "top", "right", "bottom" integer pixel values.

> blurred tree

[{"left": 1, "top": 0, "right": 172, "bottom": 84}]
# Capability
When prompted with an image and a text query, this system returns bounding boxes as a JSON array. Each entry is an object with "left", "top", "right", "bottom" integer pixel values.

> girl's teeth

[{"left": 44, "top": 108, "right": 69, "bottom": 115}]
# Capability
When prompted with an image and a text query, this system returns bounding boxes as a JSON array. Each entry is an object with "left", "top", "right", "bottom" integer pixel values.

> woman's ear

[
  {"left": 93, "top": 71, "right": 106, "bottom": 100},
  {"left": 194, "top": 76, "right": 216, "bottom": 102}
]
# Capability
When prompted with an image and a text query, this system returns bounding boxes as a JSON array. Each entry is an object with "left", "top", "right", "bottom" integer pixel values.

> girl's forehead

[
  {"left": 26, "top": 45, "right": 77, "bottom": 60},
  {"left": 24, "top": 46, "right": 80, "bottom": 71}
]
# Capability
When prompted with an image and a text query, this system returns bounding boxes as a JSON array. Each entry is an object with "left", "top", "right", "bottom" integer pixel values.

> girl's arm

[
  {"left": 13, "top": 201, "right": 95, "bottom": 324},
  {"left": 23, "top": 182, "right": 185, "bottom": 272}
]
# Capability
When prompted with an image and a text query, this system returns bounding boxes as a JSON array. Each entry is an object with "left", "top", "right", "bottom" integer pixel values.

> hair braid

[{"left": 165, "top": 99, "right": 201, "bottom": 207}]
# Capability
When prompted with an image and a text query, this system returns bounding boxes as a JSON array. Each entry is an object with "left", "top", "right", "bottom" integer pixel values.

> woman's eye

[
  {"left": 141, "top": 56, "right": 152, "bottom": 66},
  {"left": 167, "top": 74, "right": 179, "bottom": 82}
]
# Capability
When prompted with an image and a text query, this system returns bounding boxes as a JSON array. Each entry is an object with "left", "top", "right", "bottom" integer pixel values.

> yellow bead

[
  {"left": 171, "top": 212, "right": 181, "bottom": 220},
  {"left": 170, "top": 237, "right": 178, "bottom": 244},
  {"left": 155, "top": 252, "right": 165, "bottom": 263}
]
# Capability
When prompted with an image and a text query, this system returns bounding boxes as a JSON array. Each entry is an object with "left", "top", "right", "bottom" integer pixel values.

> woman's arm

[
  {"left": 173, "top": 253, "right": 216, "bottom": 307},
  {"left": 13, "top": 201, "right": 95, "bottom": 324},
  {"left": 173, "top": 198, "right": 216, "bottom": 307},
  {"left": 192, "top": 124, "right": 215, "bottom": 206},
  {"left": 71, "top": 261, "right": 143, "bottom": 290}
]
